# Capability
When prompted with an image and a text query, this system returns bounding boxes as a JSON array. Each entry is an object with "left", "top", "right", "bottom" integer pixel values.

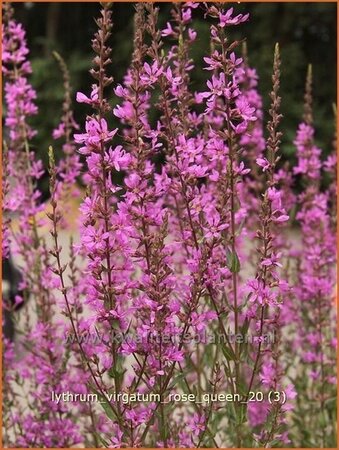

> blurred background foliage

[{"left": 12, "top": 2, "right": 337, "bottom": 173}]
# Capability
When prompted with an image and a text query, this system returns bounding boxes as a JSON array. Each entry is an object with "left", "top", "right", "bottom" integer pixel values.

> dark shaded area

[
  {"left": 2, "top": 256, "right": 25, "bottom": 340},
  {"left": 10, "top": 2, "right": 337, "bottom": 167}
]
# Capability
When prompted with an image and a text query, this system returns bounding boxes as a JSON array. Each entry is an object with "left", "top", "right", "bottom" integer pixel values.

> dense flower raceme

[
  {"left": 2, "top": 7, "right": 41, "bottom": 253},
  {"left": 286, "top": 74, "right": 337, "bottom": 446},
  {"left": 2, "top": 5, "right": 85, "bottom": 447},
  {"left": 2, "top": 3, "right": 337, "bottom": 449},
  {"left": 1, "top": 3, "right": 42, "bottom": 309}
]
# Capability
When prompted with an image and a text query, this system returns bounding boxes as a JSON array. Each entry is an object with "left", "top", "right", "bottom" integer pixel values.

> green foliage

[{"left": 226, "top": 247, "right": 241, "bottom": 273}]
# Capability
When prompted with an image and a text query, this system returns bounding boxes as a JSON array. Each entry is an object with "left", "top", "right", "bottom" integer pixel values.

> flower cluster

[{"left": 2, "top": 4, "right": 84, "bottom": 446}]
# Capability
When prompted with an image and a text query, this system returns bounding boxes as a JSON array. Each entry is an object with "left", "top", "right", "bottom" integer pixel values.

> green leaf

[
  {"left": 324, "top": 396, "right": 337, "bottom": 410},
  {"left": 240, "top": 316, "right": 250, "bottom": 336},
  {"left": 223, "top": 362, "right": 232, "bottom": 378},
  {"left": 108, "top": 354, "right": 125, "bottom": 387},
  {"left": 91, "top": 388, "right": 117, "bottom": 422},
  {"left": 269, "top": 438, "right": 284, "bottom": 447},
  {"left": 235, "top": 379, "right": 248, "bottom": 397},
  {"left": 239, "top": 317, "right": 250, "bottom": 358},
  {"left": 168, "top": 371, "right": 187, "bottom": 391},
  {"left": 100, "top": 397, "right": 116, "bottom": 421},
  {"left": 226, "top": 247, "right": 241, "bottom": 273},
  {"left": 94, "top": 432, "right": 110, "bottom": 448},
  {"left": 235, "top": 402, "right": 248, "bottom": 425},
  {"left": 221, "top": 342, "right": 236, "bottom": 361}
]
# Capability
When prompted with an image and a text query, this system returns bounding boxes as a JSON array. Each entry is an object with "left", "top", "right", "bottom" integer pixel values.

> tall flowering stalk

[
  {"left": 2, "top": 4, "right": 84, "bottom": 446},
  {"left": 241, "top": 43, "right": 295, "bottom": 447},
  {"left": 2, "top": 0, "right": 42, "bottom": 373},
  {"left": 237, "top": 44, "right": 266, "bottom": 246},
  {"left": 289, "top": 67, "right": 337, "bottom": 447},
  {"left": 113, "top": 5, "right": 185, "bottom": 445},
  {"left": 52, "top": 52, "right": 82, "bottom": 225},
  {"left": 74, "top": 3, "right": 133, "bottom": 437},
  {"left": 2, "top": 2, "right": 41, "bottom": 264}
]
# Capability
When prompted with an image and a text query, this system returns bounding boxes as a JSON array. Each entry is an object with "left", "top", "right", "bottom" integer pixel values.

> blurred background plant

[{"left": 10, "top": 2, "right": 336, "bottom": 191}]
